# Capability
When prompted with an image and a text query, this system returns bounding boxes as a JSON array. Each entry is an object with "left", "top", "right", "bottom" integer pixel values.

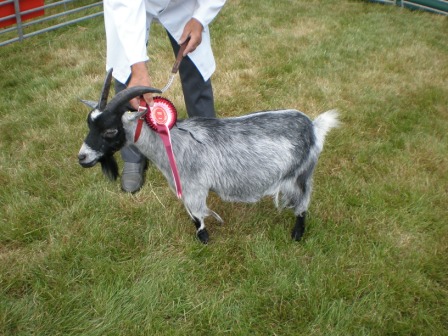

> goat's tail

[{"left": 313, "top": 109, "right": 339, "bottom": 151}]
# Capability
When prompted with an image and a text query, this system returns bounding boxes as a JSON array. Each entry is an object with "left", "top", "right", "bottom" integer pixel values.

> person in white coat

[{"left": 103, "top": 0, "right": 226, "bottom": 193}]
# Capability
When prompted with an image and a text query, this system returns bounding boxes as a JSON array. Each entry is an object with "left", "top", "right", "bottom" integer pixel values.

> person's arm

[
  {"left": 180, "top": 0, "right": 227, "bottom": 55},
  {"left": 193, "top": 0, "right": 227, "bottom": 28},
  {"left": 128, "top": 62, "right": 153, "bottom": 108},
  {"left": 104, "top": 0, "right": 152, "bottom": 108}
]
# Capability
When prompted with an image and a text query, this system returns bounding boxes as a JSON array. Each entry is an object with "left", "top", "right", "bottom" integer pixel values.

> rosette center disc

[{"left": 145, "top": 97, "right": 177, "bottom": 131}]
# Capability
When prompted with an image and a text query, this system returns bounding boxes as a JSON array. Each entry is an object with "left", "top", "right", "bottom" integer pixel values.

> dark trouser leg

[
  {"left": 115, "top": 78, "right": 147, "bottom": 193},
  {"left": 167, "top": 33, "right": 216, "bottom": 118},
  {"left": 115, "top": 80, "right": 145, "bottom": 164}
]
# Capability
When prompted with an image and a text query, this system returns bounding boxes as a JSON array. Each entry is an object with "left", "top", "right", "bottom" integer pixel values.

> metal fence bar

[
  {"left": 0, "top": 1, "right": 81, "bottom": 22},
  {"left": 23, "top": 0, "right": 93, "bottom": 15},
  {"left": 22, "top": 3, "right": 102, "bottom": 28},
  {"left": 367, "top": 0, "right": 448, "bottom": 14},
  {"left": 1, "top": 2, "right": 102, "bottom": 34},
  {"left": 0, "top": 11, "right": 102, "bottom": 46},
  {"left": 402, "top": 0, "right": 448, "bottom": 14},
  {"left": 0, "top": 0, "right": 103, "bottom": 47},
  {"left": 0, "top": 0, "right": 93, "bottom": 23}
]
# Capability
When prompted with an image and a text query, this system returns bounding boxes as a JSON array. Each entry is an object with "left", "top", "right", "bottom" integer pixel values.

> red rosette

[{"left": 145, "top": 96, "right": 177, "bottom": 131}]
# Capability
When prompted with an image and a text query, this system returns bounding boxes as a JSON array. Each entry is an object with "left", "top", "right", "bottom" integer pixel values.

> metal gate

[{"left": 0, "top": 0, "right": 103, "bottom": 47}]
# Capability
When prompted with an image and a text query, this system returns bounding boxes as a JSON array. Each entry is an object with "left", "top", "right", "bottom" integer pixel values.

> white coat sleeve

[
  {"left": 192, "top": 0, "right": 227, "bottom": 28},
  {"left": 103, "top": 0, "right": 149, "bottom": 83}
]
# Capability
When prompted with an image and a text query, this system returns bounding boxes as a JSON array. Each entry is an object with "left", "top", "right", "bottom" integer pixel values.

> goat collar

[
  {"left": 134, "top": 109, "right": 147, "bottom": 144},
  {"left": 134, "top": 97, "right": 182, "bottom": 198}
]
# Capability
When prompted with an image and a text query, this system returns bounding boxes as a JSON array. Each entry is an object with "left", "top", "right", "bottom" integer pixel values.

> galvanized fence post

[{"left": 12, "top": 0, "right": 23, "bottom": 41}]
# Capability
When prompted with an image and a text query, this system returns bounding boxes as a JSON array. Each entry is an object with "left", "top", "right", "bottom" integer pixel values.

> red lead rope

[
  {"left": 134, "top": 98, "right": 182, "bottom": 199},
  {"left": 133, "top": 104, "right": 146, "bottom": 143}
]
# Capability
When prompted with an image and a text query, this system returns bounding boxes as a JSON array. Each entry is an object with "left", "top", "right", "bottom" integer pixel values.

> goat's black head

[{"left": 78, "top": 69, "right": 161, "bottom": 180}]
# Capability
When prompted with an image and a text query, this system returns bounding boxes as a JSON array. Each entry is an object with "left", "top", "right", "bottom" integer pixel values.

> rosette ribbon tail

[
  {"left": 138, "top": 96, "right": 183, "bottom": 199},
  {"left": 158, "top": 124, "right": 182, "bottom": 199}
]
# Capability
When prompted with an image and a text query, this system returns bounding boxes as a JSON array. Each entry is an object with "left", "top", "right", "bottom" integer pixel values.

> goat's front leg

[
  {"left": 192, "top": 216, "right": 209, "bottom": 244},
  {"left": 291, "top": 212, "right": 306, "bottom": 241}
]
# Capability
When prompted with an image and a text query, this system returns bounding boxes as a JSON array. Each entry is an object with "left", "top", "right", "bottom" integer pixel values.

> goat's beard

[{"left": 99, "top": 155, "right": 119, "bottom": 181}]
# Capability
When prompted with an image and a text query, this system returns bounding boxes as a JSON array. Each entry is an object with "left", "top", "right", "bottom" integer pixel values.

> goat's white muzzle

[{"left": 78, "top": 143, "right": 101, "bottom": 167}]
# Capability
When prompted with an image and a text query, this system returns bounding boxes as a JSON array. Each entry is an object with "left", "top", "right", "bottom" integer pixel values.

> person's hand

[
  {"left": 179, "top": 18, "right": 204, "bottom": 56},
  {"left": 128, "top": 61, "right": 153, "bottom": 110}
]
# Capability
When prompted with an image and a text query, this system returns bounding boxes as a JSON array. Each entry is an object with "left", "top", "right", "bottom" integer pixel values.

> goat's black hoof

[
  {"left": 291, "top": 226, "right": 304, "bottom": 241},
  {"left": 197, "top": 229, "right": 209, "bottom": 244},
  {"left": 291, "top": 215, "right": 305, "bottom": 241}
]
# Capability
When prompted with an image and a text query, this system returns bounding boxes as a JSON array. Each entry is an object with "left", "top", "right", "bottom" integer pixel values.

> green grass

[{"left": 1, "top": 0, "right": 447, "bottom": 334}]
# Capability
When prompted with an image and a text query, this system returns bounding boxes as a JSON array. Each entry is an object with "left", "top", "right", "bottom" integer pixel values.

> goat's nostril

[{"left": 78, "top": 153, "right": 86, "bottom": 161}]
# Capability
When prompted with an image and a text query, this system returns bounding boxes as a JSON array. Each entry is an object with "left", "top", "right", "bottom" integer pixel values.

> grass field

[{"left": 1, "top": 0, "right": 447, "bottom": 335}]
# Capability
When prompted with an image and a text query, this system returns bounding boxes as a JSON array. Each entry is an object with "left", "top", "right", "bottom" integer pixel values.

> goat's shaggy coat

[{"left": 78, "top": 70, "right": 339, "bottom": 243}]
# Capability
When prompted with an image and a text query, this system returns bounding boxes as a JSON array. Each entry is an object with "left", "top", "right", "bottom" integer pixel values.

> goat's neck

[{"left": 122, "top": 119, "right": 177, "bottom": 181}]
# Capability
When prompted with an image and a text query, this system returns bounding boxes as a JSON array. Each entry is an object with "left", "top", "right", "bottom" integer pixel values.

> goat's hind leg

[
  {"left": 291, "top": 212, "right": 306, "bottom": 241},
  {"left": 281, "top": 175, "right": 311, "bottom": 242},
  {"left": 290, "top": 178, "right": 311, "bottom": 242}
]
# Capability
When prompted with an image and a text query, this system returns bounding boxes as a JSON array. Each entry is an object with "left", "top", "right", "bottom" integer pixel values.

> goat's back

[{"left": 175, "top": 109, "right": 314, "bottom": 145}]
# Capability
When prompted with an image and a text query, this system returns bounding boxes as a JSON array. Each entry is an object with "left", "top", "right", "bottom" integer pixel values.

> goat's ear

[
  {"left": 123, "top": 110, "right": 147, "bottom": 122},
  {"left": 79, "top": 99, "right": 98, "bottom": 109}
]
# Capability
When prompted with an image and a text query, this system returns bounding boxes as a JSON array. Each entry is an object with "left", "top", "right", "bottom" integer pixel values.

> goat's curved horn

[
  {"left": 98, "top": 69, "right": 113, "bottom": 111},
  {"left": 105, "top": 86, "right": 162, "bottom": 114}
]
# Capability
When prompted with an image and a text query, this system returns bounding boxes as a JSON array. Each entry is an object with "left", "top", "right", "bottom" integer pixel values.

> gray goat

[{"left": 78, "top": 70, "right": 339, "bottom": 243}]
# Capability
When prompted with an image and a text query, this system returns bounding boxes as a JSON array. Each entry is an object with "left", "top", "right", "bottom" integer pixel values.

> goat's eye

[{"left": 103, "top": 129, "right": 118, "bottom": 138}]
